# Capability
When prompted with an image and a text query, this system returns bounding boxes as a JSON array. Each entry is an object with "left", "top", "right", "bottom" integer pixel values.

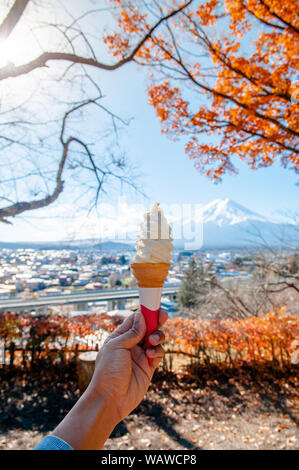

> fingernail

[{"left": 151, "top": 333, "right": 160, "bottom": 342}]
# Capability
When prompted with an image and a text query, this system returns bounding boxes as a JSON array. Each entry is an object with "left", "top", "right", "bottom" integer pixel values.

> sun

[{"left": 0, "top": 32, "right": 33, "bottom": 68}]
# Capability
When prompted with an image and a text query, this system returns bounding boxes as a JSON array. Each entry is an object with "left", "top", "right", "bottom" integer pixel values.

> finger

[
  {"left": 131, "top": 343, "right": 147, "bottom": 364},
  {"left": 131, "top": 345, "right": 152, "bottom": 380},
  {"left": 106, "top": 313, "right": 135, "bottom": 342},
  {"left": 146, "top": 344, "right": 165, "bottom": 359},
  {"left": 158, "top": 309, "right": 168, "bottom": 328},
  {"left": 113, "top": 310, "right": 146, "bottom": 349},
  {"left": 148, "top": 345, "right": 165, "bottom": 371},
  {"left": 148, "top": 330, "right": 165, "bottom": 346},
  {"left": 150, "top": 354, "right": 164, "bottom": 370}
]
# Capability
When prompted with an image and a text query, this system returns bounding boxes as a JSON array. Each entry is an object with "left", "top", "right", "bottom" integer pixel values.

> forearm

[{"left": 51, "top": 386, "right": 119, "bottom": 450}]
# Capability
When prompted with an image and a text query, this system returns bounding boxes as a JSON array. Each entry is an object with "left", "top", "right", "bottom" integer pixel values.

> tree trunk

[{"left": 76, "top": 351, "right": 98, "bottom": 395}]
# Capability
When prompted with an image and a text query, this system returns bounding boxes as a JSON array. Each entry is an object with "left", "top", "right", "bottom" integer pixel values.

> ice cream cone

[
  {"left": 130, "top": 262, "right": 170, "bottom": 288},
  {"left": 131, "top": 262, "right": 170, "bottom": 365},
  {"left": 131, "top": 203, "right": 173, "bottom": 365}
]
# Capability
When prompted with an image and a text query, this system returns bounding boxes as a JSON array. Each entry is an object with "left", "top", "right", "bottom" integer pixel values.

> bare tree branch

[
  {"left": 210, "top": 278, "right": 255, "bottom": 318},
  {"left": 0, "top": 0, "right": 30, "bottom": 42},
  {"left": 0, "top": 97, "right": 99, "bottom": 223},
  {"left": 0, "top": 1, "right": 193, "bottom": 82}
]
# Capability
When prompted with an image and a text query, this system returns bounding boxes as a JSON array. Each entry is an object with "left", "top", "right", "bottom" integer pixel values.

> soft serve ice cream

[
  {"left": 131, "top": 203, "right": 174, "bottom": 365},
  {"left": 134, "top": 202, "right": 174, "bottom": 264},
  {"left": 131, "top": 202, "right": 174, "bottom": 287}
]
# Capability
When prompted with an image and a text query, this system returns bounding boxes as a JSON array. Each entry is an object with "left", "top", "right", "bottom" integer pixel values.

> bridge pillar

[
  {"left": 116, "top": 300, "right": 126, "bottom": 310},
  {"left": 39, "top": 307, "right": 49, "bottom": 314},
  {"left": 77, "top": 302, "right": 88, "bottom": 311},
  {"left": 107, "top": 300, "right": 114, "bottom": 311}
]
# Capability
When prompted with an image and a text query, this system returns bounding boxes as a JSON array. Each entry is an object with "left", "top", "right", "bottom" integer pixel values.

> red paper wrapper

[
  {"left": 140, "top": 304, "right": 159, "bottom": 366},
  {"left": 138, "top": 287, "right": 162, "bottom": 366}
]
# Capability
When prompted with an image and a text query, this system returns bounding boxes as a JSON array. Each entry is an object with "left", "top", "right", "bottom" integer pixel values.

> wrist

[
  {"left": 84, "top": 384, "right": 121, "bottom": 427},
  {"left": 52, "top": 385, "right": 120, "bottom": 450}
]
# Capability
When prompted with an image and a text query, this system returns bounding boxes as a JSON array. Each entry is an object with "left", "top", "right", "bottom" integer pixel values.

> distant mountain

[
  {"left": 0, "top": 239, "right": 134, "bottom": 251},
  {"left": 1, "top": 199, "right": 298, "bottom": 251},
  {"left": 177, "top": 198, "right": 299, "bottom": 249},
  {"left": 196, "top": 198, "right": 268, "bottom": 225}
]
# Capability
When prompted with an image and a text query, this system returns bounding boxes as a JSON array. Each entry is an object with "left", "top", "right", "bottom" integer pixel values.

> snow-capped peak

[{"left": 195, "top": 198, "right": 268, "bottom": 227}]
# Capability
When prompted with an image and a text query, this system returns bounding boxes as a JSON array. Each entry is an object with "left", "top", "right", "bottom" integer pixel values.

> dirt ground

[{"left": 0, "top": 365, "right": 298, "bottom": 450}]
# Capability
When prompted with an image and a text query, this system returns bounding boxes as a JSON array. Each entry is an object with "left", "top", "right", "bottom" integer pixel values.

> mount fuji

[
  {"left": 175, "top": 198, "right": 298, "bottom": 249},
  {"left": 1, "top": 199, "right": 297, "bottom": 251},
  {"left": 193, "top": 198, "right": 268, "bottom": 226}
]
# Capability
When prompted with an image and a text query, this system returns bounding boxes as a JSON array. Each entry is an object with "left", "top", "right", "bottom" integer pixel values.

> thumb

[{"left": 114, "top": 310, "right": 146, "bottom": 349}]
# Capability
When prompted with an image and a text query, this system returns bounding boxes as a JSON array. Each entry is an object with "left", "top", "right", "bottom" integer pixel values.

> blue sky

[
  {"left": 0, "top": 1, "right": 298, "bottom": 242},
  {"left": 105, "top": 63, "right": 298, "bottom": 214},
  {"left": 1, "top": 61, "right": 298, "bottom": 242}
]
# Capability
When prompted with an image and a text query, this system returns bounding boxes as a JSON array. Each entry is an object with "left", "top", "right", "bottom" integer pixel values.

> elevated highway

[{"left": 0, "top": 285, "right": 179, "bottom": 311}]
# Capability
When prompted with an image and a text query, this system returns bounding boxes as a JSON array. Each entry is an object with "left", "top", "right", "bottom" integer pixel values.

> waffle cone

[{"left": 130, "top": 262, "right": 170, "bottom": 288}]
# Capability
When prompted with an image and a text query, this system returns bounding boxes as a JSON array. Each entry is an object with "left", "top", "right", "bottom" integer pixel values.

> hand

[
  {"left": 88, "top": 308, "right": 168, "bottom": 422},
  {"left": 52, "top": 309, "right": 168, "bottom": 450}
]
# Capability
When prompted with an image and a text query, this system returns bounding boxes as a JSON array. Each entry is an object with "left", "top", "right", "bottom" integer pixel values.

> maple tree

[
  {"left": 1, "top": 1, "right": 297, "bottom": 224},
  {"left": 1, "top": 307, "right": 298, "bottom": 370},
  {"left": 164, "top": 306, "right": 299, "bottom": 367},
  {"left": 105, "top": 0, "right": 299, "bottom": 181}
]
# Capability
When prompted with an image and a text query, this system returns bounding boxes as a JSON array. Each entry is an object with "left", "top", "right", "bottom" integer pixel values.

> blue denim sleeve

[{"left": 34, "top": 435, "right": 73, "bottom": 450}]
